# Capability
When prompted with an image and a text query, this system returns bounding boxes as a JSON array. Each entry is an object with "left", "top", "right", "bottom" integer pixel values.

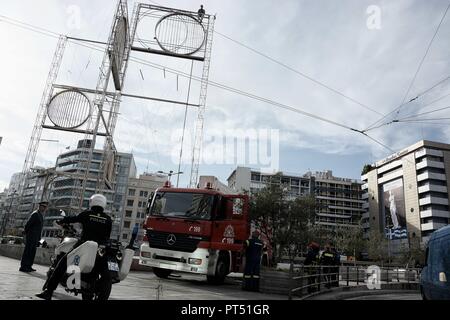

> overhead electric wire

[
  {"left": 0, "top": 13, "right": 422, "bottom": 159},
  {"left": 395, "top": 120, "right": 450, "bottom": 126},
  {"left": 395, "top": 1, "right": 450, "bottom": 116},
  {"left": 363, "top": 76, "right": 450, "bottom": 132},
  {"left": 398, "top": 105, "right": 450, "bottom": 121},
  {"left": 214, "top": 31, "right": 383, "bottom": 117},
  {"left": 364, "top": 2, "right": 450, "bottom": 132}
]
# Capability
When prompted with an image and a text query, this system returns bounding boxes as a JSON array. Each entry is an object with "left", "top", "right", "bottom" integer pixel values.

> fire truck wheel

[
  {"left": 207, "top": 253, "right": 229, "bottom": 284},
  {"left": 153, "top": 267, "right": 172, "bottom": 279}
]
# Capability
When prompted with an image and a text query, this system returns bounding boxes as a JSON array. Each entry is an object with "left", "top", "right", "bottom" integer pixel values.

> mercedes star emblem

[{"left": 167, "top": 234, "right": 176, "bottom": 245}]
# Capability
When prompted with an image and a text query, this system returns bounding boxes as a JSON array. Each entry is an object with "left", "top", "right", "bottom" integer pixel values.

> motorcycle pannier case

[
  {"left": 118, "top": 248, "right": 134, "bottom": 281},
  {"left": 66, "top": 241, "right": 98, "bottom": 273}
]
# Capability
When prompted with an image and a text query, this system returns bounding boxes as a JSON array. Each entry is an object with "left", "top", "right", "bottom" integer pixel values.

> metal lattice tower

[
  {"left": 70, "top": 0, "right": 130, "bottom": 213},
  {"left": 189, "top": 17, "right": 215, "bottom": 188},
  {"left": 15, "top": 2, "right": 215, "bottom": 233},
  {"left": 18, "top": 35, "right": 67, "bottom": 213}
]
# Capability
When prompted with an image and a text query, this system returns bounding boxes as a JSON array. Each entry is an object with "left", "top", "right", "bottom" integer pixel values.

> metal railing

[{"left": 287, "top": 265, "right": 421, "bottom": 300}]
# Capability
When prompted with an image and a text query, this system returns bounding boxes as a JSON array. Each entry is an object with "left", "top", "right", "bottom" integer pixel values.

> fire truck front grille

[{"left": 147, "top": 230, "right": 206, "bottom": 253}]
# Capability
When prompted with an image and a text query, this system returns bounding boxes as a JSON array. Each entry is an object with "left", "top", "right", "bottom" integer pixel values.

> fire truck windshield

[{"left": 150, "top": 192, "right": 214, "bottom": 220}]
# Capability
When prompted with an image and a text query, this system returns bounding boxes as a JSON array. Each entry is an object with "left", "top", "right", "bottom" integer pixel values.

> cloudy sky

[{"left": 0, "top": 0, "right": 450, "bottom": 190}]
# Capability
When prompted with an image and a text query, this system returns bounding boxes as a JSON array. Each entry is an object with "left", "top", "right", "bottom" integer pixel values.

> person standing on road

[
  {"left": 304, "top": 242, "right": 320, "bottom": 293},
  {"left": 242, "top": 230, "right": 263, "bottom": 292},
  {"left": 320, "top": 242, "right": 337, "bottom": 289},
  {"left": 20, "top": 201, "right": 48, "bottom": 272}
]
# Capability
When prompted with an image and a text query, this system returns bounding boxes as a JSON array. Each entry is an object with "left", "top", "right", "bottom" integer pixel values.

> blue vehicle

[{"left": 420, "top": 225, "right": 450, "bottom": 300}]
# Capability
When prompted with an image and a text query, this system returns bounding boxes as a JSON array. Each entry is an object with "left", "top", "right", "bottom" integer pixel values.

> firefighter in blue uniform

[
  {"left": 320, "top": 242, "right": 338, "bottom": 288},
  {"left": 304, "top": 242, "right": 320, "bottom": 293},
  {"left": 242, "top": 230, "right": 263, "bottom": 291}
]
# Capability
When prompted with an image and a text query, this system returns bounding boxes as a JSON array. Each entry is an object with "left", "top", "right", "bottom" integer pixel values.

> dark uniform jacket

[
  {"left": 244, "top": 238, "right": 263, "bottom": 262},
  {"left": 24, "top": 210, "right": 44, "bottom": 245},
  {"left": 60, "top": 209, "right": 112, "bottom": 244},
  {"left": 320, "top": 249, "right": 337, "bottom": 266}
]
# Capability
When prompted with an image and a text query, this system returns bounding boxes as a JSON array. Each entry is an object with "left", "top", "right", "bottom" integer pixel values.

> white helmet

[{"left": 89, "top": 194, "right": 107, "bottom": 210}]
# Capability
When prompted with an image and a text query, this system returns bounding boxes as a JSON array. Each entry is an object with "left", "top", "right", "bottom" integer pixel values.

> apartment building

[
  {"left": 227, "top": 167, "right": 362, "bottom": 231},
  {"left": 361, "top": 140, "right": 450, "bottom": 247},
  {"left": 120, "top": 173, "right": 166, "bottom": 245}
]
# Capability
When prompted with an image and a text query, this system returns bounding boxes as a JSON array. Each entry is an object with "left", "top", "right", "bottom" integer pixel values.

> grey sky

[{"left": 0, "top": 0, "right": 449, "bottom": 190}]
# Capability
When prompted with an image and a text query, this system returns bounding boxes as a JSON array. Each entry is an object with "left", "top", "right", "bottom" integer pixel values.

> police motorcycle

[{"left": 42, "top": 211, "right": 135, "bottom": 300}]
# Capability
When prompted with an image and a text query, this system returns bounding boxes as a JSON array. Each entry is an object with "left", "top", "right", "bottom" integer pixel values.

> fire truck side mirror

[{"left": 146, "top": 192, "right": 154, "bottom": 214}]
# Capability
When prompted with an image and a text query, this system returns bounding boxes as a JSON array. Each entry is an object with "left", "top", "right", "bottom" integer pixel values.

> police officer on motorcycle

[{"left": 36, "top": 194, "right": 112, "bottom": 300}]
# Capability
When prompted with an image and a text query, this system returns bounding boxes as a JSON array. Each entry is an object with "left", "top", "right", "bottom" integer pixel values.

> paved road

[
  {"left": 0, "top": 255, "right": 284, "bottom": 300},
  {"left": 346, "top": 293, "right": 422, "bottom": 300}
]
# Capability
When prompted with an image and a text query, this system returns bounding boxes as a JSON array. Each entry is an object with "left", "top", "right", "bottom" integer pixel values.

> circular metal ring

[
  {"left": 154, "top": 12, "right": 206, "bottom": 56},
  {"left": 47, "top": 89, "right": 92, "bottom": 129}
]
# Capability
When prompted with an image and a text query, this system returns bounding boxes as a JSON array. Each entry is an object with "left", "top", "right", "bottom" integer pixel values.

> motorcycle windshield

[{"left": 150, "top": 192, "right": 213, "bottom": 221}]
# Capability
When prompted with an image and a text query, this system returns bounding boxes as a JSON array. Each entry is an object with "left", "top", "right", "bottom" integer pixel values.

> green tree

[
  {"left": 361, "top": 164, "right": 374, "bottom": 175},
  {"left": 334, "top": 225, "right": 366, "bottom": 259},
  {"left": 366, "top": 230, "right": 389, "bottom": 264},
  {"left": 249, "top": 175, "right": 316, "bottom": 265}
]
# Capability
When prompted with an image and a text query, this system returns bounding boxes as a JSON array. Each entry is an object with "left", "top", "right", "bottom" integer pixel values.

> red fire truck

[{"left": 139, "top": 182, "right": 250, "bottom": 284}]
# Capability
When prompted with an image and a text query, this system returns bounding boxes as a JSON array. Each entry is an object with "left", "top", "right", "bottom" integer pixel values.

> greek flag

[{"left": 386, "top": 228, "right": 407, "bottom": 240}]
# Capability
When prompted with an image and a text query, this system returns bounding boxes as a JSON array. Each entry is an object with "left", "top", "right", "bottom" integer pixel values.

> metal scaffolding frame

[
  {"left": 14, "top": 1, "right": 216, "bottom": 233},
  {"left": 189, "top": 16, "right": 215, "bottom": 188}
]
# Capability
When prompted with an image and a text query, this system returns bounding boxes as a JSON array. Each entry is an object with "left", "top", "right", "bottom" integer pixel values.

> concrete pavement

[{"left": 0, "top": 255, "right": 285, "bottom": 300}]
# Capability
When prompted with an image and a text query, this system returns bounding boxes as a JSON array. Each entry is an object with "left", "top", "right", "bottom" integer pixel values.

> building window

[
  {"left": 128, "top": 189, "right": 136, "bottom": 196},
  {"left": 125, "top": 210, "right": 132, "bottom": 217},
  {"left": 138, "top": 201, "right": 143, "bottom": 208},
  {"left": 122, "top": 233, "right": 128, "bottom": 239},
  {"left": 124, "top": 221, "right": 131, "bottom": 228},
  {"left": 127, "top": 200, "right": 134, "bottom": 207}
]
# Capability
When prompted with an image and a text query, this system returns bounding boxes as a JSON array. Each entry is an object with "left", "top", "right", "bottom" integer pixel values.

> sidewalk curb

[{"left": 300, "top": 283, "right": 420, "bottom": 300}]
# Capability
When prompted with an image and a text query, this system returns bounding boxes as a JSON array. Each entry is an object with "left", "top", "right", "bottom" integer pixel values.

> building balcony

[
  {"left": 362, "top": 222, "right": 370, "bottom": 229},
  {"left": 419, "top": 196, "right": 449, "bottom": 206},
  {"left": 418, "top": 184, "right": 448, "bottom": 194},
  {"left": 328, "top": 205, "right": 365, "bottom": 211},
  {"left": 421, "top": 222, "right": 448, "bottom": 232},
  {"left": 361, "top": 183, "right": 368, "bottom": 190},
  {"left": 316, "top": 212, "right": 352, "bottom": 219},
  {"left": 378, "top": 169, "right": 403, "bottom": 184},
  {"left": 417, "top": 172, "right": 446, "bottom": 182},
  {"left": 316, "top": 195, "right": 365, "bottom": 203},
  {"left": 361, "top": 174, "right": 368, "bottom": 181},
  {"left": 416, "top": 159, "right": 445, "bottom": 170},
  {"left": 361, "top": 192, "right": 369, "bottom": 200},
  {"left": 362, "top": 202, "right": 369, "bottom": 209},
  {"left": 362, "top": 212, "right": 369, "bottom": 220},
  {"left": 420, "top": 209, "right": 450, "bottom": 219},
  {"left": 415, "top": 148, "right": 444, "bottom": 159},
  {"left": 378, "top": 160, "right": 402, "bottom": 175}
]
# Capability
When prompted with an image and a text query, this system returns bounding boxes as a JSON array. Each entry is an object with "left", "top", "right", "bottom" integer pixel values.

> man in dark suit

[{"left": 20, "top": 201, "right": 48, "bottom": 272}]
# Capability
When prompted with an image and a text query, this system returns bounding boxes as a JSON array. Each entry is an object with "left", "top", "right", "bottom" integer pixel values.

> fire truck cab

[{"left": 139, "top": 182, "right": 249, "bottom": 284}]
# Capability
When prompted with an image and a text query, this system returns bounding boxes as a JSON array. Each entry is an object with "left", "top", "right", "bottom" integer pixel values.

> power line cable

[
  {"left": 364, "top": 2, "right": 450, "bottom": 131},
  {"left": 214, "top": 30, "right": 383, "bottom": 117},
  {"left": 395, "top": 2, "right": 450, "bottom": 117},
  {"left": 0, "top": 13, "right": 423, "bottom": 161},
  {"left": 363, "top": 76, "right": 450, "bottom": 132},
  {"left": 399, "top": 105, "right": 450, "bottom": 121}
]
